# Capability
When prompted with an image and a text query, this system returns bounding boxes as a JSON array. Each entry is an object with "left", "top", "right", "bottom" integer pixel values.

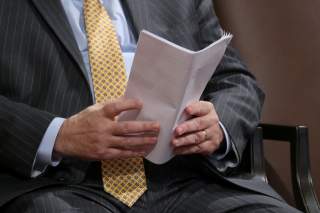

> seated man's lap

[
  {"left": 2, "top": 182, "right": 300, "bottom": 213},
  {"left": 2, "top": 158, "right": 301, "bottom": 213},
  {"left": 172, "top": 181, "right": 301, "bottom": 213},
  {"left": 2, "top": 187, "right": 120, "bottom": 213}
]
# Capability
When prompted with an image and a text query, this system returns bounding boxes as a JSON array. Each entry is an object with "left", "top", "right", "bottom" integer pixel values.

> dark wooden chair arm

[
  {"left": 251, "top": 123, "right": 320, "bottom": 213},
  {"left": 250, "top": 126, "right": 267, "bottom": 182}
]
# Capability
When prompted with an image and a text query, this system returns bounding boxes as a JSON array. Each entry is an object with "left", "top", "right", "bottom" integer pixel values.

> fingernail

[
  {"left": 135, "top": 99, "right": 143, "bottom": 106},
  {"left": 153, "top": 123, "right": 160, "bottom": 130},
  {"left": 186, "top": 106, "right": 192, "bottom": 114}
]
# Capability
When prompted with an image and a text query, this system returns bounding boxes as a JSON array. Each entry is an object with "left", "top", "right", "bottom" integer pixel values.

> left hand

[{"left": 172, "top": 101, "right": 224, "bottom": 156}]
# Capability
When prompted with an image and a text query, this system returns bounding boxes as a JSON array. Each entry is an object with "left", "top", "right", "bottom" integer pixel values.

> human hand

[
  {"left": 172, "top": 101, "right": 224, "bottom": 156},
  {"left": 54, "top": 99, "right": 160, "bottom": 160}
]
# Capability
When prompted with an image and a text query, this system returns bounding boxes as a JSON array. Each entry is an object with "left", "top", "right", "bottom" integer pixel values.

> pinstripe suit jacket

[{"left": 0, "top": 0, "right": 280, "bottom": 207}]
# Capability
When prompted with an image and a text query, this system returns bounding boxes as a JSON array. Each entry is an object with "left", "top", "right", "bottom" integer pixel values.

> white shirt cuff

[{"left": 31, "top": 117, "right": 65, "bottom": 178}]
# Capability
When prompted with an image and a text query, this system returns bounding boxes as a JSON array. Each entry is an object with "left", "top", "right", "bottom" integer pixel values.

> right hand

[{"left": 54, "top": 99, "right": 160, "bottom": 161}]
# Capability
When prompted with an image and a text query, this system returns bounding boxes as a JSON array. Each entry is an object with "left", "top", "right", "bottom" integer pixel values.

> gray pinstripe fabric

[
  {"left": 0, "top": 0, "right": 298, "bottom": 212},
  {"left": 3, "top": 159, "right": 300, "bottom": 213}
]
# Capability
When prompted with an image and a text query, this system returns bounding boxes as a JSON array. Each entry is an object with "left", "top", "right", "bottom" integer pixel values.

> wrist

[
  {"left": 211, "top": 121, "right": 231, "bottom": 160},
  {"left": 53, "top": 119, "right": 68, "bottom": 157}
]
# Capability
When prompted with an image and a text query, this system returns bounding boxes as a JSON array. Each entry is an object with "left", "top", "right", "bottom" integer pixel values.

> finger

[
  {"left": 185, "top": 101, "right": 214, "bottom": 117},
  {"left": 173, "top": 143, "right": 202, "bottom": 155},
  {"left": 103, "top": 99, "right": 143, "bottom": 118},
  {"left": 102, "top": 148, "right": 146, "bottom": 160},
  {"left": 197, "top": 140, "right": 220, "bottom": 156},
  {"left": 174, "top": 140, "right": 218, "bottom": 156},
  {"left": 111, "top": 135, "right": 157, "bottom": 149},
  {"left": 126, "top": 144, "right": 155, "bottom": 155},
  {"left": 175, "top": 115, "right": 212, "bottom": 136},
  {"left": 113, "top": 121, "right": 160, "bottom": 135},
  {"left": 172, "top": 130, "right": 206, "bottom": 147}
]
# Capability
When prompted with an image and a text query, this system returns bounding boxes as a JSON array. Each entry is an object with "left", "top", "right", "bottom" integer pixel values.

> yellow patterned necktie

[{"left": 83, "top": 0, "right": 147, "bottom": 207}]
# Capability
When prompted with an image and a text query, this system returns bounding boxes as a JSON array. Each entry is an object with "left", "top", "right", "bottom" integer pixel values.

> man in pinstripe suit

[{"left": 0, "top": 0, "right": 300, "bottom": 212}]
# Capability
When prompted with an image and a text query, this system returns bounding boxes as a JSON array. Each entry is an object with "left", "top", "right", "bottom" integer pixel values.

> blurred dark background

[{"left": 215, "top": 0, "right": 320, "bottom": 206}]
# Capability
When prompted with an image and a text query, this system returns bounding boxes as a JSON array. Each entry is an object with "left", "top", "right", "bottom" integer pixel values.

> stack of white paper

[{"left": 119, "top": 30, "right": 232, "bottom": 164}]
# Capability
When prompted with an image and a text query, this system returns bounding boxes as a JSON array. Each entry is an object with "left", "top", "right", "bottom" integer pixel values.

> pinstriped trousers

[{"left": 2, "top": 157, "right": 300, "bottom": 213}]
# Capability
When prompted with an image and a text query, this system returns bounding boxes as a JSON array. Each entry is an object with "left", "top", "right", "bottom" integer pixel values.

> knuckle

[
  {"left": 208, "top": 101, "right": 214, "bottom": 108},
  {"left": 190, "top": 121, "right": 196, "bottom": 130},
  {"left": 191, "top": 134, "right": 197, "bottom": 144},
  {"left": 212, "top": 115, "right": 219, "bottom": 123},
  {"left": 204, "top": 101, "right": 213, "bottom": 109},
  {"left": 196, "top": 132, "right": 203, "bottom": 142},
  {"left": 180, "top": 136, "right": 187, "bottom": 145},
  {"left": 194, "top": 146, "right": 201, "bottom": 153},
  {"left": 209, "top": 118, "right": 217, "bottom": 126},
  {"left": 180, "top": 137, "right": 187, "bottom": 145},
  {"left": 182, "top": 123, "right": 191, "bottom": 132},
  {"left": 174, "top": 138, "right": 182, "bottom": 147},
  {"left": 189, "top": 145, "right": 198, "bottom": 153},
  {"left": 196, "top": 119, "right": 203, "bottom": 130}
]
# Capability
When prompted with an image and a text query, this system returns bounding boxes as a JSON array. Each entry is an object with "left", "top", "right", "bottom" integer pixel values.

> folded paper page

[{"left": 119, "top": 30, "right": 232, "bottom": 164}]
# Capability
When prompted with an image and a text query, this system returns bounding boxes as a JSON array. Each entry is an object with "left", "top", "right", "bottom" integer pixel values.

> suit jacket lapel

[
  {"left": 122, "top": 0, "right": 176, "bottom": 41},
  {"left": 122, "top": 0, "right": 149, "bottom": 34},
  {"left": 30, "top": 0, "right": 91, "bottom": 88},
  {"left": 122, "top": 0, "right": 166, "bottom": 39}
]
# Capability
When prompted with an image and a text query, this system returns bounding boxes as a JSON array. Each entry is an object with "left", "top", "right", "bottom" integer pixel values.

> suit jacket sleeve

[
  {"left": 0, "top": 95, "right": 56, "bottom": 178},
  {"left": 197, "top": 0, "right": 265, "bottom": 171}
]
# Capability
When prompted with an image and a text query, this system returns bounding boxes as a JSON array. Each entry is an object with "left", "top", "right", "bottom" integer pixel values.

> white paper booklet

[{"left": 119, "top": 30, "right": 232, "bottom": 164}]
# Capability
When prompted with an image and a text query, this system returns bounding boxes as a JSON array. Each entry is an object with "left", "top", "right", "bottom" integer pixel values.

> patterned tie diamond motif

[
  {"left": 101, "top": 158, "right": 146, "bottom": 207},
  {"left": 83, "top": 0, "right": 147, "bottom": 207}
]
